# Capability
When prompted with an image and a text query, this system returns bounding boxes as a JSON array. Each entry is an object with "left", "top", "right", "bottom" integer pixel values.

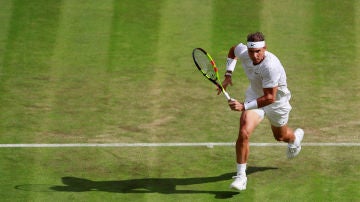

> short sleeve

[{"left": 234, "top": 43, "right": 247, "bottom": 59}]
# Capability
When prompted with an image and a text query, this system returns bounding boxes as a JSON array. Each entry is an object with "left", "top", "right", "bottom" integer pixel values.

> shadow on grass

[{"left": 15, "top": 166, "right": 277, "bottom": 199}]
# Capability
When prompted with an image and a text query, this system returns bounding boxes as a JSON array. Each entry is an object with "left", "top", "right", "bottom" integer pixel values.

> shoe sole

[
  {"left": 230, "top": 182, "right": 247, "bottom": 191},
  {"left": 287, "top": 145, "right": 301, "bottom": 159},
  {"left": 230, "top": 185, "right": 246, "bottom": 191}
]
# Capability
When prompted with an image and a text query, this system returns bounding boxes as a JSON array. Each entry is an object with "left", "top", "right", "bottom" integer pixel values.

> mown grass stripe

[
  {"left": 212, "top": 0, "right": 262, "bottom": 54},
  {"left": 147, "top": 0, "right": 213, "bottom": 141},
  {"left": 102, "top": 0, "right": 164, "bottom": 143},
  {"left": 356, "top": 0, "right": 360, "bottom": 92},
  {"left": 0, "top": 0, "right": 63, "bottom": 142},
  {"left": 0, "top": 0, "right": 13, "bottom": 75},
  {"left": 48, "top": 0, "right": 114, "bottom": 139}
]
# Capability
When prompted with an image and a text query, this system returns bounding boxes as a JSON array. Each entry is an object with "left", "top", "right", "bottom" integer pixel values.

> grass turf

[
  {"left": 0, "top": 0, "right": 359, "bottom": 201},
  {"left": 0, "top": 146, "right": 359, "bottom": 201}
]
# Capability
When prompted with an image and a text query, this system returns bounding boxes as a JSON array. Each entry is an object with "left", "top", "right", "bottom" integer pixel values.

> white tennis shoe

[
  {"left": 230, "top": 175, "right": 247, "bottom": 191},
  {"left": 287, "top": 128, "right": 304, "bottom": 159}
]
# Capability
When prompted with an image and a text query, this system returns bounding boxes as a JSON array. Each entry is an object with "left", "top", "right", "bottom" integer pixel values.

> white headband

[{"left": 247, "top": 41, "right": 265, "bottom": 48}]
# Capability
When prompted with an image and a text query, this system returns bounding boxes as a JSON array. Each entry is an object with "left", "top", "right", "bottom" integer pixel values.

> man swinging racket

[{"left": 219, "top": 32, "right": 304, "bottom": 191}]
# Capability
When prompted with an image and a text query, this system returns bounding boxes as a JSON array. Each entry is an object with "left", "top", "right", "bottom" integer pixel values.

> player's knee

[{"left": 238, "top": 128, "right": 250, "bottom": 142}]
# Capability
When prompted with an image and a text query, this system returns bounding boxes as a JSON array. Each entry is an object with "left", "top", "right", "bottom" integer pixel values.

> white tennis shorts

[{"left": 246, "top": 87, "right": 292, "bottom": 127}]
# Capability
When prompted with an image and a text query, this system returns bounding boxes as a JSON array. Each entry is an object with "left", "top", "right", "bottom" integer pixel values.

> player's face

[{"left": 248, "top": 47, "right": 266, "bottom": 65}]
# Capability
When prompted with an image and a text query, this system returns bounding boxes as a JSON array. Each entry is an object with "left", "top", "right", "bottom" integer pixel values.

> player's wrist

[
  {"left": 226, "top": 57, "right": 237, "bottom": 72},
  {"left": 240, "top": 103, "right": 245, "bottom": 111},
  {"left": 225, "top": 71, "right": 232, "bottom": 77}
]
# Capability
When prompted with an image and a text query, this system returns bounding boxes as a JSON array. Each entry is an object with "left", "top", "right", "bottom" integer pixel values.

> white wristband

[
  {"left": 226, "top": 57, "right": 237, "bottom": 72},
  {"left": 244, "top": 100, "right": 258, "bottom": 110}
]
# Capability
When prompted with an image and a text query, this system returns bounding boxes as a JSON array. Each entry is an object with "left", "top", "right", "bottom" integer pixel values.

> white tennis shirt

[{"left": 234, "top": 43, "right": 290, "bottom": 100}]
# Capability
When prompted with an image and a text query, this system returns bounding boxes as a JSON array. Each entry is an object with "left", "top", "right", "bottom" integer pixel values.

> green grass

[
  {"left": 0, "top": 146, "right": 359, "bottom": 201},
  {"left": 0, "top": 0, "right": 359, "bottom": 201}
]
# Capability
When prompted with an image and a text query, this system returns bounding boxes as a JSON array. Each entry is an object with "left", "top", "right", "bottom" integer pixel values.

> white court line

[{"left": 0, "top": 142, "right": 359, "bottom": 148}]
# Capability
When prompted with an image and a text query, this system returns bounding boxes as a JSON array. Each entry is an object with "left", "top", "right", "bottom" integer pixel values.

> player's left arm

[
  {"left": 257, "top": 86, "right": 277, "bottom": 108},
  {"left": 228, "top": 87, "right": 277, "bottom": 111},
  {"left": 256, "top": 63, "right": 280, "bottom": 108}
]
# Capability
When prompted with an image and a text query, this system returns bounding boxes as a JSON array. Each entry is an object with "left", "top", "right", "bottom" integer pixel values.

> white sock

[{"left": 237, "top": 163, "right": 247, "bottom": 176}]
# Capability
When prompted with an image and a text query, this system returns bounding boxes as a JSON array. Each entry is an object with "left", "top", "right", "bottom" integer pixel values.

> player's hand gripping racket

[{"left": 192, "top": 48, "right": 232, "bottom": 101}]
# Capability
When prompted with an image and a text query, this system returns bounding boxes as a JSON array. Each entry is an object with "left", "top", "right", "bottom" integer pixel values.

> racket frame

[{"left": 192, "top": 48, "right": 232, "bottom": 101}]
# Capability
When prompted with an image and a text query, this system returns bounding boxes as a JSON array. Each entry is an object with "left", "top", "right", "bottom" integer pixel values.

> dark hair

[{"left": 247, "top": 32, "right": 265, "bottom": 42}]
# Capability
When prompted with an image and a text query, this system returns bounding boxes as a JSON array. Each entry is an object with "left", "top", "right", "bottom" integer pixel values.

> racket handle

[{"left": 223, "top": 91, "right": 232, "bottom": 101}]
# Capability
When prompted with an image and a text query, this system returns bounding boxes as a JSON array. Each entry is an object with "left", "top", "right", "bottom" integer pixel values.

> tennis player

[{"left": 220, "top": 32, "right": 304, "bottom": 191}]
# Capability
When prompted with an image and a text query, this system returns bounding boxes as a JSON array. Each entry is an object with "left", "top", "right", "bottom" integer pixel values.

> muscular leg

[
  {"left": 271, "top": 125, "right": 295, "bottom": 143},
  {"left": 230, "top": 110, "right": 263, "bottom": 190},
  {"left": 271, "top": 124, "right": 304, "bottom": 158},
  {"left": 236, "top": 110, "right": 263, "bottom": 164}
]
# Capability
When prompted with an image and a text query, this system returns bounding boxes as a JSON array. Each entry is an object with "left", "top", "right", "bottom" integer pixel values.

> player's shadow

[{"left": 48, "top": 166, "right": 277, "bottom": 199}]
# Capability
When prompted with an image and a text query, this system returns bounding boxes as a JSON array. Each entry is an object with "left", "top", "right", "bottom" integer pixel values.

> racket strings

[{"left": 193, "top": 50, "right": 217, "bottom": 80}]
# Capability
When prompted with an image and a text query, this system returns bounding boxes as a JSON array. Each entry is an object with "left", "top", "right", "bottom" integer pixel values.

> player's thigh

[{"left": 240, "top": 109, "right": 264, "bottom": 135}]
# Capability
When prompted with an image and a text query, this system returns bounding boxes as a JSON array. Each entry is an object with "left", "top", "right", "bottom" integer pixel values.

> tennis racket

[{"left": 192, "top": 48, "right": 232, "bottom": 101}]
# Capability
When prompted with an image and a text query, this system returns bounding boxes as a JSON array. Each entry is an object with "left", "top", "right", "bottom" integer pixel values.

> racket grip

[{"left": 223, "top": 91, "right": 232, "bottom": 101}]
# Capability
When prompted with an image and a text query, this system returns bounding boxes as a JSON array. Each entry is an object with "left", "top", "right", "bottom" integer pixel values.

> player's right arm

[
  {"left": 218, "top": 46, "right": 237, "bottom": 94},
  {"left": 219, "top": 43, "right": 247, "bottom": 95},
  {"left": 222, "top": 43, "right": 247, "bottom": 89}
]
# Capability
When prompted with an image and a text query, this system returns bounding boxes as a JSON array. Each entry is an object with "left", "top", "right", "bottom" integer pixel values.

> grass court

[{"left": 0, "top": 0, "right": 359, "bottom": 201}]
